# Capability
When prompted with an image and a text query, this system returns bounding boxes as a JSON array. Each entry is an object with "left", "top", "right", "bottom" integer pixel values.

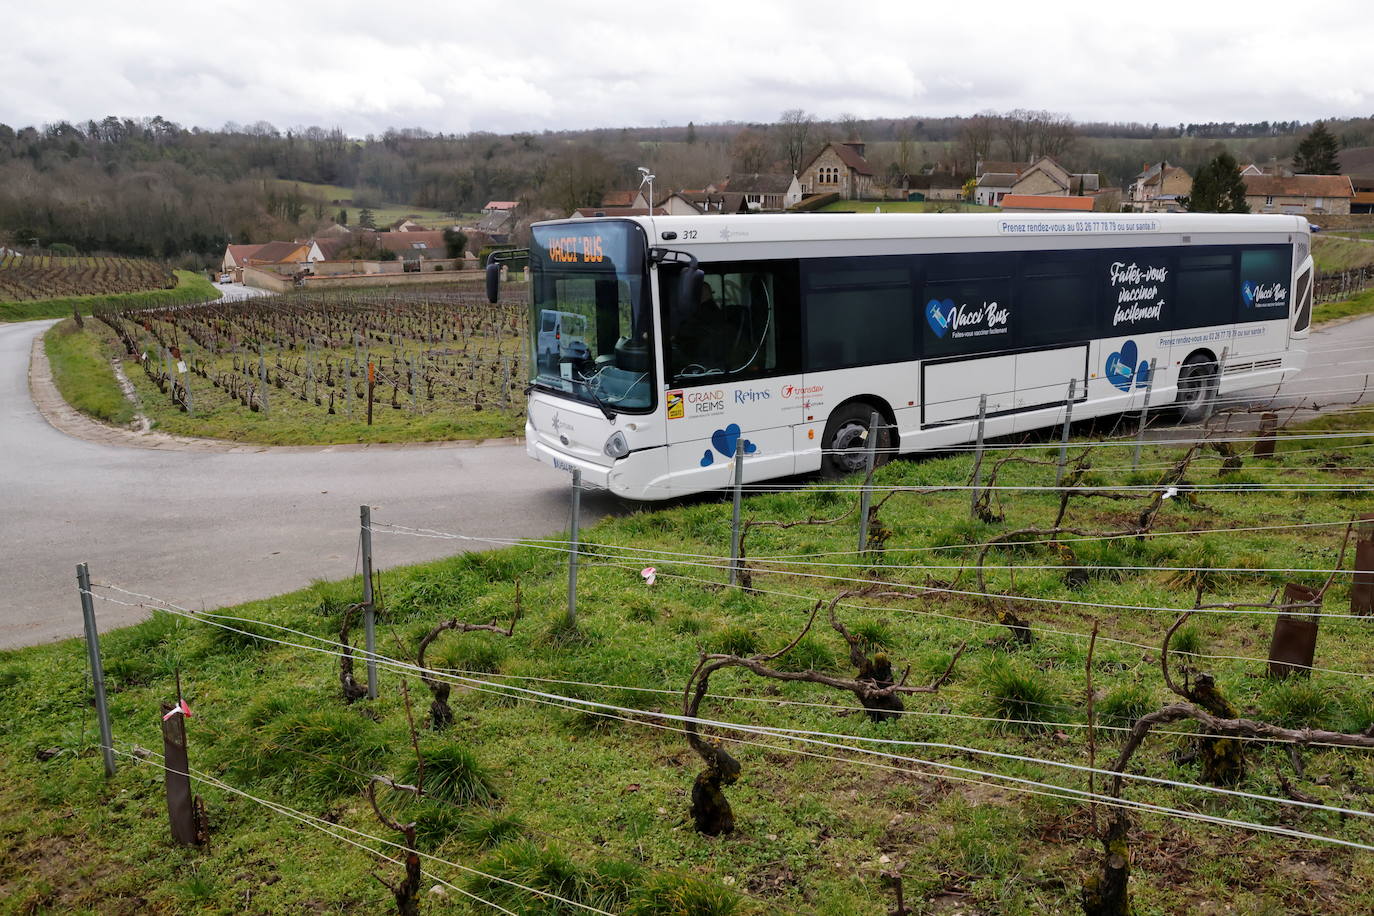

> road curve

[
  {"left": 0, "top": 318, "right": 615, "bottom": 649},
  {"left": 4, "top": 311, "right": 1372, "bottom": 648}
]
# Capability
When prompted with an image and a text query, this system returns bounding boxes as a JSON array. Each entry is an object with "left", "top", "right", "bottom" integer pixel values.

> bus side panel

[
  {"left": 922, "top": 355, "right": 1017, "bottom": 424},
  {"left": 663, "top": 380, "right": 801, "bottom": 495}
]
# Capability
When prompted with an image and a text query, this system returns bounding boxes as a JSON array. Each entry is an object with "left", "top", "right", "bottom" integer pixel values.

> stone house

[
  {"left": 1008, "top": 157, "right": 1098, "bottom": 198},
  {"left": 799, "top": 140, "right": 874, "bottom": 199},
  {"left": 1242, "top": 175, "right": 1354, "bottom": 215},
  {"left": 1127, "top": 162, "right": 1193, "bottom": 212}
]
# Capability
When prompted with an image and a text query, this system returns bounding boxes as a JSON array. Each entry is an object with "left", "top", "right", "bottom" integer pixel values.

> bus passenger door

[{"left": 660, "top": 261, "right": 802, "bottom": 495}]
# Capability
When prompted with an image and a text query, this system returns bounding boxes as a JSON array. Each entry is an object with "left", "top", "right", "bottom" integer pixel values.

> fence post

[
  {"left": 968, "top": 394, "right": 988, "bottom": 520},
  {"left": 1132, "top": 358, "right": 1158, "bottom": 471},
  {"left": 360, "top": 505, "right": 377, "bottom": 700},
  {"left": 1055, "top": 378, "right": 1077, "bottom": 487},
  {"left": 367, "top": 360, "right": 375, "bottom": 426},
  {"left": 258, "top": 342, "right": 269, "bottom": 416},
  {"left": 161, "top": 697, "right": 200, "bottom": 845},
  {"left": 1352, "top": 514, "right": 1374, "bottom": 616},
  {"left": 857, "top": 412, "right": 879, "bottom": 553},
  {"left": 1254, "top": 412, "right": 1280, "bottom": 457},
  {"left": 567, "top": 469, "right": 581, "bottom": 627},
  {"left": 728, "top": 444, "right": 744, "bottom": 585},
  {"left": 1203, "top": 347, "right": 1227, "bottom": 422},
  {"left": 77, "top": 563, "right": 116, "bottom": 777}
]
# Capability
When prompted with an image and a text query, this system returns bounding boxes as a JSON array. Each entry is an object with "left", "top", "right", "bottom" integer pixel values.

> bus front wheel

[
  {"left": 821, "top": 403, "right": 892, "bottom": 478},
  {"left": 1176, "top": 354, "right": 1218, "bottom": 422}
]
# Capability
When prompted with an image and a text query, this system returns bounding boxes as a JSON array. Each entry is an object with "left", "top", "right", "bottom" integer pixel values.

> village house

[
  {"left": 1338, "top": 147, "right": 1374, "bottom": 214},
  {"left": 1126, "top": 162, "right": 1193, "bottom": 212},
  {"left": 570, "top": 205, "right": 668, "bottom": 218},
  {"left": 1008, "top": 157, "right": 1099, "bottom": 199},
  {"left": 799, "top": 139, "right": 874, "bottom": 199},
  {"left": 1242, "top": 174, "right": 1354, "bottom": 215},
  {"left": 599, "top": 190, "right": 649, "bottom": 209},
  {"left": 720, "top": 173, "right": 803, "bottom": 210}
]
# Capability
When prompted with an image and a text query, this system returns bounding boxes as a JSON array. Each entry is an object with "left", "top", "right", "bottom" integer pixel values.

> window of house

[{"left": 1265, "top": 196, "right": 1274, "bottom": 206}]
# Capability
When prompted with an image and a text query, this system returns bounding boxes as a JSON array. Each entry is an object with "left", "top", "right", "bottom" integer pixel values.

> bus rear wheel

[
  {"left": 821, "top": 402, "right": 892, "bottom": 478},
  {"left": 1176, "top": 354, "right": 1218, "bottom": 422}
]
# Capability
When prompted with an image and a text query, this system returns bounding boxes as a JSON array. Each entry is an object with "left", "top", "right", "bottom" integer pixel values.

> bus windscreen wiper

[{"left": 548, "top": 374, "right": 615, "bottom": 421}]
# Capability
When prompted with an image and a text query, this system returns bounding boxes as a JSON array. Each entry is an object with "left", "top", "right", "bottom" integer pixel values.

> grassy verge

[
  {"left": 1314, "top": 288, "right": 1374, "bottom": 325},
  {"left": 42, "top": 319, "right": 135, "bottom": 426},
  {"left": 0, "top": 270, "right": 220, "bottom": 323},
  {"left": 1312, "top": 235, "right": 1374, "bottom": 274},
  {"left": 4, "top": 410, "right": 1374, "bottom": 913},
  {"left": 819, "top": 199, "right": 999, "bottom": 213}
]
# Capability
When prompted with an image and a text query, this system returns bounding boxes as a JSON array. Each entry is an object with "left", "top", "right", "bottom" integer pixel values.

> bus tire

[
  {"left": 821, "top": 402, "right": 891, "bottom": 478},
  {"left": 1175, "top": 353, "right": 1218, "bottom": 422}
]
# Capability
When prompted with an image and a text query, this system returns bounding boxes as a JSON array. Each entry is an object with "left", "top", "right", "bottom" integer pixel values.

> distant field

[
  {"left": 271, "top": 179, "right": 477, "bottom": 229},
  {"left": 0, "top": 265, "right": 218, "bottom": 323},
  {"left": 819, "top": 199, "right": 998, "bottom": 213}
]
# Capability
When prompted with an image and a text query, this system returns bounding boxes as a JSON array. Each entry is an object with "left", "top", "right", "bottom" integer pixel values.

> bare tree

[
  {"left": 957, "top": 111, "right": 999, "bottom": 174},
  {"left": 1000, "top": 109, "right": 1035, "bottom": 163},
  {"left": 778, "top": 109, "right": 814, "bottom": 176}
]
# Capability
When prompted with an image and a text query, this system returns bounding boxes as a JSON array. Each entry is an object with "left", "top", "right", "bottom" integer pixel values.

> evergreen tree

[
  {"left": 337, "top": 208, "right": 348, "bottom": 225},
  {"left": 1183, "top": 152, "right": 1249, "bottom": 213},
  {"left": 357, "top": 207, "right": 375, "bottom": 229},
  {"left": 1293, "top": 121, "right": 1340, "bottom": 174},
  {"left": 686, "top": 121, "right": 696, "bottom": 145}
]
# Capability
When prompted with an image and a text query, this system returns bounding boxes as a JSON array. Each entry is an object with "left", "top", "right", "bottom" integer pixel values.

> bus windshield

[{"left": 529, "top": 221, "right": 654, "bottom": 412}]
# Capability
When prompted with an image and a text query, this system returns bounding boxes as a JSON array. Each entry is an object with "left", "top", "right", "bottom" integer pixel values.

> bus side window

[{"left": 661, "top": 260, "right": 799, "bottom": 385}]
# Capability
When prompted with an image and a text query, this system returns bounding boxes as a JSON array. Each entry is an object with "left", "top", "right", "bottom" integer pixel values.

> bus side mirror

[
  {"left": 485, "top": 258, "right": 501, "bottom": 303},
  {"left": 678, "top": 267, "right": 704, "bottom": 307}
]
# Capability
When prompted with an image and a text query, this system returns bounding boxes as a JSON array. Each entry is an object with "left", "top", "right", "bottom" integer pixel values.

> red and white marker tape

[{"left": 162, "top": 698, "right": 193, "bottom": 721}]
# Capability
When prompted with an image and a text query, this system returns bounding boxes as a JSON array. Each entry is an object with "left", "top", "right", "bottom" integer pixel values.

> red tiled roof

[
  {"left": 832, "top": 142, "right": 873, "bottom": 176},
  {"left": 600, "top": 191, "right": 638, "bottom": 207},
  {"left": 571, "top": 206, "right": 667, "bottom": 218},
  {"left": 1243, "top": 175, "right": 1353, "bottom": 198},
  {"left": 247, "top": 241, "right": 308, "bottom": 263},
  {"left": 999, "top": 195, "right": 1095, "bottom": 212},
  {"left": 225, "top": 244, "right": 264, "bottom": 264}
]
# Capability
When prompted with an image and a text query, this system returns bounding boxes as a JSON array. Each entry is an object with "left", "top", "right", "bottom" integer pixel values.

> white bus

[{"left": 498, "top": 213, "right": 1313, "bottom": 500}]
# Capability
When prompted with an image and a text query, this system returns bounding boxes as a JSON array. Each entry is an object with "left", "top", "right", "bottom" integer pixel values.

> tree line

[{"left": 1, "top": 113, "right": 1368, "bottom": 262}]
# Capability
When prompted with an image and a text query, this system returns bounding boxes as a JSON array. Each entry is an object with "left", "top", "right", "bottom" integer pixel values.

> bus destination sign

[{"left": 546, "top": 234, "right": 607, "bottom": 264}]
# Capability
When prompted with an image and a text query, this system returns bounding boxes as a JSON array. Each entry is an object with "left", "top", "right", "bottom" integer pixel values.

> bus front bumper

[{"left": 526, "top": 428, "right": 669, "bottom": 499}]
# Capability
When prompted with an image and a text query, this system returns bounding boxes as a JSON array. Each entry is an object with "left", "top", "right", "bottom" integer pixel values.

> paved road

[
  {"left": 0, "top": 318, "right": 616, "bottom": 649},
  {"left": 2, "top": 312, "right": 1371, "bottom": 649}
]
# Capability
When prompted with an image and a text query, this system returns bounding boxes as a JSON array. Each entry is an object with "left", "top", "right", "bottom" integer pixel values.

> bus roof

[{"left": 538, "top": 211, "right": 1308, "bottom": 247}]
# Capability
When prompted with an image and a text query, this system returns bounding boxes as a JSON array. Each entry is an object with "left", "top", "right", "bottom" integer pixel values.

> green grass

[
  {"left": 819, "top": 199, "right": 999, "bottom": 213},
  {"left": 42, "top": 319, "right": 135, "bottom": 425},
  {"left": 0, "top": 270, "right": 219, "bottom": 323},
  {"left": 1314, "top": 288, "right": 1374, "bottom": 324},
  {"left": 272, "top": 179, "right": 477, "bottom": 228},
  {"left": 3, "top": 409, "right": 1374, "bottom": 912}
]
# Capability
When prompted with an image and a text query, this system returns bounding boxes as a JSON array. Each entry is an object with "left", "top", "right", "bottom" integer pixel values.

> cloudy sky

[{"left": 2, "top": 0, "right": 1369, "bottom": 136}]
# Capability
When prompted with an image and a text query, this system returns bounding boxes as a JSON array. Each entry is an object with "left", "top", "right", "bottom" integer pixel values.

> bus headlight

[{"left": 603, "top": 431, "right": 629, "bottom": 459}]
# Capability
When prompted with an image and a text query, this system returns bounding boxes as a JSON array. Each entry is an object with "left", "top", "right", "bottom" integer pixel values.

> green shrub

[
  {"left": 466, "top": 841, "right": 640, "bottom": 914},
  {"left": 625, "top": 872, "right": 743, "bottom": 915},
  {"left": 1096, "top": 683, "right": 1156, "bottom": 727},
  {"left": 1170, "top": 626, "right": 1205, "bottom": 657},
  {"left": 433, "top": 635, "right": 506, "bottom": 674},
  {"left": 981, "top": 657, "right": 1063, "bottom": 730},
  {"left": 773, "top": 636, "right": 838, "bottom": 672},
  {"left": 232, "top": 705, "right": 389, "bottom": 802},
  {"left": 1260, "top": 679, "right": 1337, "bottom": 729},
  {"left": 710, "top": 625, "right": 759, "bottom": 656},
  {"left": 401, "top": 742, "right": 497, "bottom": 805}
]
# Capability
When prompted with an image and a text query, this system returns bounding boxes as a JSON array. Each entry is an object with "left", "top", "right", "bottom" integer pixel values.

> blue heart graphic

[
  {"left": 1105, "top": 340, "right": 1139, "bottom": 392},
  {"left": 925, "top": 298, "right": 955, "bottom": 338},
  {"left": 707, "top": 424, "right": 758, "bottom": 460},
  {"left": 700, "top": 450, "right": 714, "bottom": 467},
  {"left": 1241, "top": 281, "right": 1257, "bottom": 307},
  {"left": 711, "top": 424, "right": 741, "bottom": 457},
  {"left": 1136, "top": 360, "right": 1151, "bottom": 386}
]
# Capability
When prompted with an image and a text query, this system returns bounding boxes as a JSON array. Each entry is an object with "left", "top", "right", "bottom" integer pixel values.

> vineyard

[
  {"left": 5, "top": 399, "right": 1374, "bottom": 913},
  {"left": 0, "top": 254, "right": 175, "bottom": 301},
  {"left": 90, "top": 287, "right": 529, "bottom": 443}
]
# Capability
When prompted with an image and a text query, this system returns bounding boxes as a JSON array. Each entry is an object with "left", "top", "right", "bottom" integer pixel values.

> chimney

[{"left": 842, "top": 139, "right": 866, "bottom": 159}]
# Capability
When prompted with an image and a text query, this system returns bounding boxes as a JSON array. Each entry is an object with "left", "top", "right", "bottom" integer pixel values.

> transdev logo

[{"left": 925, "top": 299, "right": 956, "bottom": 338}]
